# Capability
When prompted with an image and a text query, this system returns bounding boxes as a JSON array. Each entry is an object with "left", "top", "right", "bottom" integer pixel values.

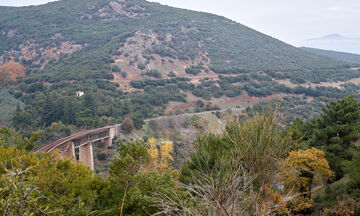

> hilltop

[{"left": 0, "top": 0, "right": 359, "bottom": 130}]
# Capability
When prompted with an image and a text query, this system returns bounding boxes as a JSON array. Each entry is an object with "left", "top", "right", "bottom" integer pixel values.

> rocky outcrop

[
  {"left": 96, "top": 0, "right": 149, "bottom": 20},
  {"left": 0, "top": 40, "right": 85, "bottom": 69}
]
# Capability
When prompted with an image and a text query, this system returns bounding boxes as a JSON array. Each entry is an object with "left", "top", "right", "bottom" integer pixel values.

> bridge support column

[
  {"left": 104, "top": 137, "right": 112, "bottom": 148},
  {"left": 60, "top": 142, "right": 75, "bottom": 159},
  {"left": 79, "top": 143, "right": 94, "bottom": 171}
]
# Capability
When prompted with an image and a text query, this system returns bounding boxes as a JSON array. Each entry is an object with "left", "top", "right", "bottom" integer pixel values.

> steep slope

[
  {"left": 301, "top": 47, "right": 360, "bottom": 64},
  {"left": 0, "top": 0, "right": 351, "bottom": 74},
  {"left": 0, "top": 0, "right": 358, "bottom": 129}
]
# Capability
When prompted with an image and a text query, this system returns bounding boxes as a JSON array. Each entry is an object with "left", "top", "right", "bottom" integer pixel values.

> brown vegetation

[
  {"left": 122, "top": 117, "right": 135, "bottom": 134},
  {"left": 0, "top": 61, "right": 26, "bottom": 86}
]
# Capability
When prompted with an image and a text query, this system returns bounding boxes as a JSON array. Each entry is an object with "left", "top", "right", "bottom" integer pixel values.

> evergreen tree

[
  {"left": 313, "top": 95, "right": 360, "bottom": 147},
  {"left": 76, "top": 109, "right": 95, "bottom": 128},
  {"left": 131, "top": 112, "right": 145, "bottom": 129},
  {"left": 180, "top": 134, "right": 231, "bottom": 184},
  {"left": 62, "top": 100, "right": 76, "bottom": 125},
  {"left": 54, "top": 97, "right": 65, "bottom": 123},
  {"left": 344, "top": 151, "right": 360, "bottom": 197},
  {"left": 41, "top": 95, "right": 56, "bottom": 127},
  {"left": 12, "top": 110, "right": 32, "bottom": 131},
  {"left": 12, "top": 102, "right": 28, "bottom": 130},
  {"left": 82, "top": 93, "right": 96, "bottom": 118},
  {"left": 306, "top": 96, "right": 360, "bottom": 180},
  {"left": 119, "top": 100, "right": 133, "bottom": 116}
]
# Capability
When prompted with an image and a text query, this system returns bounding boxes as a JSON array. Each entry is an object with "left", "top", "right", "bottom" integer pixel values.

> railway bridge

[
  {"left": 35, "top": 124, "right": 123, "bottom": 170},
  {"left": 34, "top": 108, "right": 244, "bottom": 170}
]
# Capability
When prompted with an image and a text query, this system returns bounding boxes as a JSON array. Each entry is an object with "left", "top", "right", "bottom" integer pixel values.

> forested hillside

[
  {"left": 302, "top": 47, "right": 360, "bottom": 64},
  {"left": 0, "top": 0, "right": 359, "bottom": 134}
]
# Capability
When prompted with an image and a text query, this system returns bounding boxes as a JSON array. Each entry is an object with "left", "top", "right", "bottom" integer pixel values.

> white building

[{"left": 76, "top": 91, "right": 84, "bottom": 97}]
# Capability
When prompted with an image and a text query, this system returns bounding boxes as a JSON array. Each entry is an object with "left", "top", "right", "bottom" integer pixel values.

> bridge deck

[{"left": 35, "top": 125, "right": 120, "bottom": 153}]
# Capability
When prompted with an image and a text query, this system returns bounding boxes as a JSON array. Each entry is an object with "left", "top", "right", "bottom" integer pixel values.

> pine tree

[
  {"left": 307, "top": 96, "right": 360, "bottom": 180},
  {"left": 82, "top": 93, "right": 96, "bottom": 118},
  {"left": 314, "top": 95, "right": 360, "bottom": 147},
  {"left": 62, "top": 100, "right": 76, "bottom": 125},
  {"left": 12, "top": 104, "right": 31, "bottom": 131},
  {"left": 41, "top": 95, "right": 56, "bottom": 127}
]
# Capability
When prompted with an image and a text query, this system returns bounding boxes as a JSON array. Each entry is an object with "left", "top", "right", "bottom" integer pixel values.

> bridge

[
  {"left": 35, "top": 124, "right": 123, "bottom": 170},
  {"left": 35, "top": 107, "right": 245, "bottom": 170}
]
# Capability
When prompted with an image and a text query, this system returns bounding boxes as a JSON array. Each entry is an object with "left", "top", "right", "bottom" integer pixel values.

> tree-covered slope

[
  {"left": 301, "top": 47, "right": 360, "bottom": 64},
  {"left": 0, "top": 0, "right": 351, "bottom": 74},
  {"left": 0, "top": 0, "right": 359, "bottom": 130}
]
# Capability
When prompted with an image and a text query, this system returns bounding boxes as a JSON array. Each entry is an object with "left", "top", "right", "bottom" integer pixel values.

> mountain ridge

[
  {"left": 306, "top": 34, "right": 348, "bottom": 41},
  {"left": 0, "top": 0, "right": 359, "bottom": 130},
  {"left": 301, "top": 47, "right": 360, "bottom": 64},
  {"left": 0, "top": 0, "right": 350, "bottom": 72}
]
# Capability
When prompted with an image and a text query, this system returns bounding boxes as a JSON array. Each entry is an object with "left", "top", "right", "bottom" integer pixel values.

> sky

[{"left": 1, "top": 0, "right": 359, "bottom": 47}]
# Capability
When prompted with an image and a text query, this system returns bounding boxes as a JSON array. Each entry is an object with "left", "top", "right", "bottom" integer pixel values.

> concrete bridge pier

[
  {"left": 79, "top": 143, "right": 94, "bottom": 171},
  {"left": 104, "top": 137, "right": 112, "bottom": 148},
  {"left": 60, "top": 142, "right": 75, "bottom": 159}
]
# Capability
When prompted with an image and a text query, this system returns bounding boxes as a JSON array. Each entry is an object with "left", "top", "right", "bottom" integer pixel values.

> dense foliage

[
  {"left": 2, "top": 96, "right": 360, "bottom": 215},
  {"left": 294, "top": 96, "right": 360, "bottom": 180}
]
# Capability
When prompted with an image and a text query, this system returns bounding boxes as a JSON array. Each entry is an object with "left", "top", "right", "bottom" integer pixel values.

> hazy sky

[{"left": 1, "top": 0, "right": 359, "bottom": 46}]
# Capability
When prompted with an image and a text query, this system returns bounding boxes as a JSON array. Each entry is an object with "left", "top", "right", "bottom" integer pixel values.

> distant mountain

[
  {"left": 307, "top": 34, "right": 349, "bottom": 41},
  {"left": 301, "top": 47, "right": 360, "bottom": 64},
  {"left": 300, "top": 34, "right": 360, "bottom": 55},
  {"left": 0, "top": 0, "right": 358, "bottom": 129}
]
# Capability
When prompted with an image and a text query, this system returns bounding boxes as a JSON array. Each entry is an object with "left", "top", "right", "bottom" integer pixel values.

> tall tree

[
  {"left": 109, "top": 141, "right": 150, "bottom": 216},
  {"left": 313, "top": 95, "right": 360, "bottom": 147},
  {"left": 281, "top": 148, "right": 333, "bottom": 198},
  {"left": 82, "top": 93, "right": 96, "bottom": 118},
  {"left": 305, "top": 96, "right": 360, "bottom": 179},
  {"left": 12, "top": 110, "right": 32, "bottom": 131},
  {"left": 281, "top": 148, "right": 333, "bottom": 214},
  {"left": 41, "top": 95, "right": 56, "bottom": 127},
  {"left": 122, "top": 117, "right": 135, "bottom": 134},
  {"left": 62, "top": 100, "right": 76, "bottom": 125},
  {"left": 344, "top": 150, "right": 360, "bottom": 202}
]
